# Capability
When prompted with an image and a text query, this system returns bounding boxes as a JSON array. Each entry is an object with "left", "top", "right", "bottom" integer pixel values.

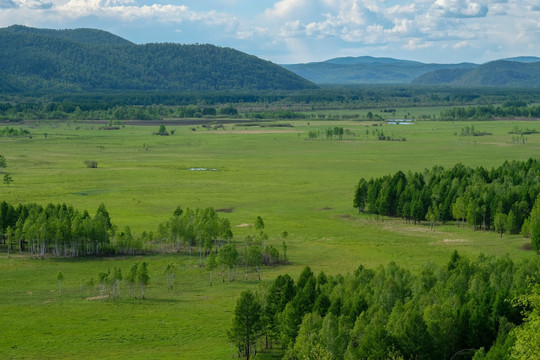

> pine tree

[{"left": 228, "top": 290, "right": 263, "bottom": 360}]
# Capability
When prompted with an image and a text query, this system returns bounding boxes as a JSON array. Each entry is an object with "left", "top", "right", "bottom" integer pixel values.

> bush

[{"left": 84, "top": 160, "right": 98, "bottom": 168}]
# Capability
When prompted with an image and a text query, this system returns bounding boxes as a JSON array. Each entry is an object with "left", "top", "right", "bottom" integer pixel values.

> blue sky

[{"left": 1, "top": 0, "right": 539, "bottom": 64}]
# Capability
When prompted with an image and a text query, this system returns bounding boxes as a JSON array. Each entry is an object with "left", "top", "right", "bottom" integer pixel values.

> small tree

[
  {"left": 494, "top": 212, "right": 507, "bottom": 239},
  {"left": 228, "top": 290, "right": 263, "bottom": 360},
  {"left": 137, "top": 261, "right": 150, "bottom": 299},
  {"left": 111, "top": 266, "right": 122, "bottom": 299},
  {"left": 254, "top": 216, "right": 265, "bottom": 236},
  {"left": 164, "top": 262, "right": 176, "bottom": 290},
  {"left": 0, "top": 154, "right": 6, "bottom": 173},
  {"left": 98, "top": 269, "right": 110, "bottom": 298},
  {"left": 84, "top": 160, "right": 98, "bottom": 168},
  {"left": 156, "top": 124, "right": 169, "bottom": 136},
  {"left": 57, "top": 271, "right": 65, "bottom": 294},
  {"left": 354, "top": 178, "right": 368, "bottom": 213},
  {"left": 126, "top": 263, "right": 139, "bottom": 298},
  {"left": 529, "top": 194, "right": 540, "bottom": 252},
  {"left": 249, "top": 245, "right": 263, "bottom": 281},
  {"left": 207, "top": 251, "right": 218, "bottom": 286},
  {"left": 3, "top": 173, "right": 13, "bottom": 187}
]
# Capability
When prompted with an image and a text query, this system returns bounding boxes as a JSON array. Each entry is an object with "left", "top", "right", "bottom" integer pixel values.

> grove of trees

[{"left": 354, "top": 159, "right": 540, "bottom": 248}]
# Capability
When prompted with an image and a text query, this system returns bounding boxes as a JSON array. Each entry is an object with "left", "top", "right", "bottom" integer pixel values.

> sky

[{"left": 1, "top": 0, "right": 539, "bottom": 64}]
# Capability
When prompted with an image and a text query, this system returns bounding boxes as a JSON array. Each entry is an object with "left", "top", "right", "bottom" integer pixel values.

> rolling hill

[{"left": 0, "top": 25, "right": 316, "bottom": 92}]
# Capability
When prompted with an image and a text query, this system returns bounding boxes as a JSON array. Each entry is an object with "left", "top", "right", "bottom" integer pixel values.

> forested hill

[
  {"left": 412, "top": 60, "right": 540, "bottom": 87},
  {"left": 0, "top": 25, "right": 316, "bottom": 92}
]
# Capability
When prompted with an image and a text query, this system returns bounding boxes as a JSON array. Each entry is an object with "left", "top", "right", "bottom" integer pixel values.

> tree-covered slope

[
  {"left": 413, "top": 60, "right": 540, "bottom": 87},
  {"left": 0, "top": 25, "right": 316, "bottom": 92},
  {"left": 4, "top": 24, "right": 133, "bottom": 45}
]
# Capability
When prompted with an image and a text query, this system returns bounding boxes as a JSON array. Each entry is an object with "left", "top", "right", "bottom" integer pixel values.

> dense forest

[
  {"left": 354, "top": 159, "right": 540, "bottom": 249},
  {"left": 229, "top": 253, "right": 540, "bottom": 359},
  {"left": 0, "top": 25, "right": 316, "bottom": 92}
]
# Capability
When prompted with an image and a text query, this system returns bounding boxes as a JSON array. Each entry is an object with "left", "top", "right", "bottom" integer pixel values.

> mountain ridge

[
  {"left": 0, "top": 25, "right": 316, "bottom": 93},
  {"left": 281, "top": 56, "right": 540, "bottom": 86},
  {"left": 412, "top": 60, "right": 540, "bottom": 87}
]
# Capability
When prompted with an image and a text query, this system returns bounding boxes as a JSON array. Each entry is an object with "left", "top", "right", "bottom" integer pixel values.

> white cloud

[
  {"left": 264, "top": 0, "right": 308, "bottom": 19},
  {"left": 10, "top": 0, "right": 53, "bottom": 8},
  {"left": 453, "top": 40, "right": 469, "bottom": 49},
  {"left": 403, "top": 39, "right": 433, "bottom": 50},
  {"left": 433, "top": 0, "right": 488, "bottom": 18}
]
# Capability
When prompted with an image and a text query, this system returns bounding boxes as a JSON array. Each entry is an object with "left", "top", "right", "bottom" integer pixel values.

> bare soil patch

[
  {"left": 216, "top": 208, "right": 234, "bottom": 213},
  {"left": 442, "top": 239, "right": 469, "bottom": 243},
  {"left": 211, "top": 130, "right": 299, "bottom": 134}
]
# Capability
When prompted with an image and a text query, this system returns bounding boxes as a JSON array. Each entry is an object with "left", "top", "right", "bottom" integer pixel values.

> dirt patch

[
  {"left": 211, "top": 130, "right": 299, "bottom": 134},
  {"left": 319, "top": 207, "right": 333, "bottom": 211},
  {"left": 216, "top": 208, "right": 234, "bottom": 213},
  {"left": 86, "top": 295, "right": 110, "bottom": 301},
  {"left": 483, "top": 142, "right": 513, "bottom": 147},
  {"left": 236, "top": 223, "right": 251, "bottom": 228},
  {"left": 442, "top": 239, "right": 469, "bottom": 243},
  {"left": 337, "top": 214, "right": 351, "bottom": 219}
]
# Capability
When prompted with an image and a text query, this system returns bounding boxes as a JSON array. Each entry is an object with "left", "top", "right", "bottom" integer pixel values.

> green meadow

[{"left": 1, "top": 117, "right": 539, "bottom": 358}]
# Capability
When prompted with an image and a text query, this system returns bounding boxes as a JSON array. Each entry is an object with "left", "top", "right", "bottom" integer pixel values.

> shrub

[{"left": 84, "top": 160, "right": 98, "bottom": 168}]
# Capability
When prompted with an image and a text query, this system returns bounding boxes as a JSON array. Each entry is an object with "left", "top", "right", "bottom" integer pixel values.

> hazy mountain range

[{"left": 282, "top": 56, "right": 540, "bottom": 87}]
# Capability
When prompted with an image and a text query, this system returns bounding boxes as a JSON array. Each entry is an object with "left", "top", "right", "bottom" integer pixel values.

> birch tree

[
  {"left": 137, "top": 261, "right": 150, "bottom": 299},
  {"left": 207, "top": 251, "right": 217, "bottom": 286},
  {"left": 164, "top": 262, "right": 176, "bottom": 290}
]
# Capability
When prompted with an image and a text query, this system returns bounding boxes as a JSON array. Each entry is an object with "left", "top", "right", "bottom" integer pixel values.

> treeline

[
  {"left": 0, "top": 102, "right": 240, "bottom": 121},
  {"left": 440, "top": 102, "right": 540, "bottom": 120},
  {"left": 0, "top": 202, "right": 113, "bottom": 257},
  {"left": 0, "top": 201, "right": 290, "bottom": 275},
  {"left": 228, "top": 253, "right": 540, "bottom": 359},
  {"left": 354, "top": 159, "right": 540, "bottom": 247},
  {"left": 3, "top": 86, "right": 540, "bottom": 117},
  {"left": 0, "top": 201, "right": 230, "bottom": 258}
]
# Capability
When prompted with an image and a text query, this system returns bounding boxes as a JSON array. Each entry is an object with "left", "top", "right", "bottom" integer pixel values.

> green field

[{"left": 1, "top": 118, "right": 539, "bottom": 358}]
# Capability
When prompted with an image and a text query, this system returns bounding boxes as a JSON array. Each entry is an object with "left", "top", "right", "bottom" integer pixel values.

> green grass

[{"left": 0, "top": 118, "right": 539, "bottom": 358}]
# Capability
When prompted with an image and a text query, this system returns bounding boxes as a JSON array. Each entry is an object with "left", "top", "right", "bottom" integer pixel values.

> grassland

[{"left": 1, "top": 117, "right": 539, "bottom": 359}]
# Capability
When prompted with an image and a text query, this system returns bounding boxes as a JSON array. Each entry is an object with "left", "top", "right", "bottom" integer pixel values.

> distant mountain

[
  {"left": 0, "top": 25, "right": 316, "bottom": 92},
  {"left": 503, "top": 56, "right": 540, "bottom": 63},
  {"left": 412, "top": 60, "right": 540, "bottom": 87},
  {"left": 281, "top": 56, "right": 478, "bottom": 84}
]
